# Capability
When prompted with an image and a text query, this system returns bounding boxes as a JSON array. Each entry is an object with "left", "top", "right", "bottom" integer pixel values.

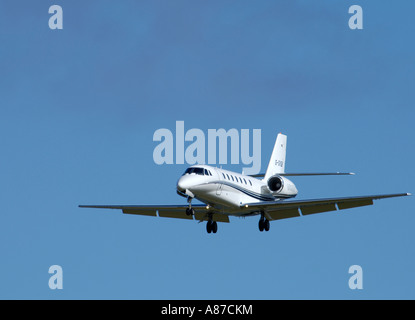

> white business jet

[{"left": 79, "top": 133, "right": 410, "bottom": 234}]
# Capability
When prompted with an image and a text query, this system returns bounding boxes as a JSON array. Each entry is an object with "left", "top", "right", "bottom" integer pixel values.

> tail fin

[{"left": 264, "top": 133, "right": 287, "bottom": 181}]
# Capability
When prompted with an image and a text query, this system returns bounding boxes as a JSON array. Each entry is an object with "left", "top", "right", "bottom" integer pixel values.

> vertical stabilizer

[{"left": 264, "top": 133, "right": 287, "bottom": 181}]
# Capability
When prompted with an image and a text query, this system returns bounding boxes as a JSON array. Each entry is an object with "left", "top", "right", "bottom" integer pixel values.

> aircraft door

[
  {"left": 215, "top": 169, "right": 223, "bottom": 196},
  {"left": 216, "top": 183, "right": 223, "bottom": 196}
]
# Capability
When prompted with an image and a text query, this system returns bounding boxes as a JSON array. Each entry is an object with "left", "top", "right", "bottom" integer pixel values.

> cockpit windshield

[{"left": 182, "top": 167, "right": 212, "bottom": 176}]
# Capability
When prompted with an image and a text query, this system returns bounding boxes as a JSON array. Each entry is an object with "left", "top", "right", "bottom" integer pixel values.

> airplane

[{"left": 79, "top": 133, "right": 410, "bottom": 234}]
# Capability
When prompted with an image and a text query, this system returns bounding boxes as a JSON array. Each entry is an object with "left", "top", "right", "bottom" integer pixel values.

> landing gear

[
  {"left": 259, "top": 215, "right": 270, "bottom": 232},
  {"left": 206, "top": 220, "right": 218, "bottom": 234},
  {"left": 185, "top": 196, "right": 194, "bottom": 216}
]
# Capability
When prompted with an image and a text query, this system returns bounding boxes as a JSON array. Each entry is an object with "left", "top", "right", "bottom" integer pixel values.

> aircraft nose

[{"left": 177, "top": 176, "right": 190, "bottom": 192}]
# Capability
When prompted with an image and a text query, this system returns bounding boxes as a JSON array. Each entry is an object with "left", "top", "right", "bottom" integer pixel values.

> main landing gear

[
  {"left": 206, "top": 220, "right": 218, "bottom": 234},
  {"left": 259, "top": 215, "right": 270, "bottom": 232}
]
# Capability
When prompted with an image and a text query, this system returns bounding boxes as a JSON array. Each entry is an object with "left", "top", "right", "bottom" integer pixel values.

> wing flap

[
  {"left": 337, "top": 199, "right": 373, "bottom": 210},
  {"left": 158, "top": 209, "right": 194, "bottom": 220},
  {"left": 122, "top": 208, "right": 157, "bottom": 216},
  {"left": 300, "top": 203, "right": 337, "bottom": 215},
  {"left": 267, "top": 208, "right": 300, "bottom": 221}
]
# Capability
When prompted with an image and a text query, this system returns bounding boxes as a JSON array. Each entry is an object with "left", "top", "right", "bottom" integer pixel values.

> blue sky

[{"left": 0, "top": 1, "right": 414, "bottom": 299}]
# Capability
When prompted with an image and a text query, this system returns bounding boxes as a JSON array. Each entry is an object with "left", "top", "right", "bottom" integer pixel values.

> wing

[
  {"left": 241, "top": 193, "right": 411, "bottom": 221},
  {"left": 78, "top": 204, "right": 230, "bottom": 223}
]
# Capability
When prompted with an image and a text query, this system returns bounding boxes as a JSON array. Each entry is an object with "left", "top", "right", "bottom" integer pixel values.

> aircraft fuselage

[{"left": 176, "top": 164, "right": 298, "bottom": 216}]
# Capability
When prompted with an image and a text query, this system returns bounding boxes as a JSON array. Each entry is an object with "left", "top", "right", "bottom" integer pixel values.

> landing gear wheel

[
  {"left": 258, "top": 217, "right": 265, "bottom": 232},
  {"left": 264, "top": 219, "right": 270, "bottom": 232},
  {"left": 185, "top": 207, "right": 194, "bottom": 216},
  {"left": 206, "top": 220, "right": 217, "bottom": 234},
  {"left": 211, "top": 221, "right": 218, "bottom": 234},
  {"left": 206, "top": 220, "right": 212, "bottom": 233},
  {"left": 259, "top": 216, "right": 270, "bottom": 232}
]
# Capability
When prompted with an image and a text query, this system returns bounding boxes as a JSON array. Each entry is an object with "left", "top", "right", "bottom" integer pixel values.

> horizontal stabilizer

[{"left": 250, "top": 172, "right": 355, "bottom": 178}]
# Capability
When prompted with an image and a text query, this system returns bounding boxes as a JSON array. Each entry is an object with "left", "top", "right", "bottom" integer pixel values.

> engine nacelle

[{"left": 267, "top": 175, "right": 298, "bottom": 197}]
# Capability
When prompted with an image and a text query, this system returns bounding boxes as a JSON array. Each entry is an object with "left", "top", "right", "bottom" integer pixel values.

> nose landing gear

[{"left": 185, "top": 196, "right": 194, "bottom": 216}]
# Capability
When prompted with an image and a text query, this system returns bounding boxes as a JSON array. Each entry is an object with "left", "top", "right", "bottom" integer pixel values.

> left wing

[
  {"left": 241, "top": 193, "right": 411, "bottom": 221},
  {"left": 78, "top": 204, "right": 230, "bottom": 223}
]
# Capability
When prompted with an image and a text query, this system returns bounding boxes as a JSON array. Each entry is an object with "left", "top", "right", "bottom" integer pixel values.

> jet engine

[
  {"left": 267, "top": 175, "right": 298, "bottom": 197},
  {"left": 267, "top": 175, "right": 284, "bottom": 192}
]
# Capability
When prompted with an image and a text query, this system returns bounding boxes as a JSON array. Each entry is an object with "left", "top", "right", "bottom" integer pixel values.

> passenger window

[
  {"left": 243, "top": 178, "right": 247, "bottom": 184},
  {"left": 249, "top": 180, "right": 252, "bottom": 186},
  {"left": 226, "top": 174, "right": 230, "bottom": 180}
]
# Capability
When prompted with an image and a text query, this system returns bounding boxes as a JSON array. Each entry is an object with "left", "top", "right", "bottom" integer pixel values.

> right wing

[
  {"left": 241, "top": 193, "right": 411, "bottom": 221},
  {"left": 78, "top": 204, "right": 230, "bottom": 222}
]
